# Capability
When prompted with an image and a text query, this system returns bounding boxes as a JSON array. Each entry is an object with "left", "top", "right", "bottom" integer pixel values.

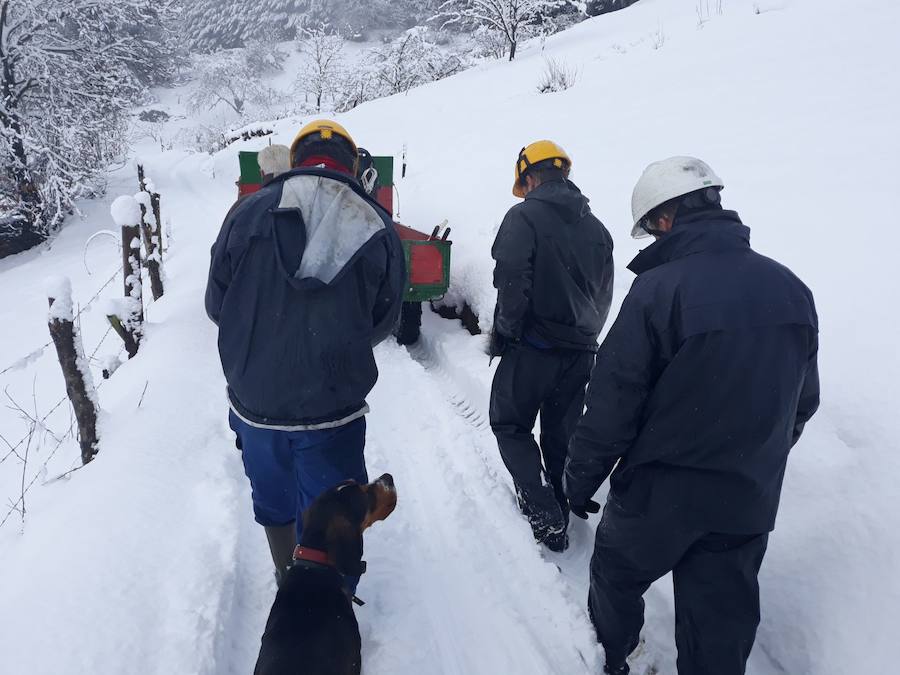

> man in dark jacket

[
  {"left": 205, "top": 119, "right": 405, "bottom": 586},
  {"left": 490, "top": 141, "right": 614, "bottom": 552},
  {"left": 564, "top": 157, "right": 819, "bottom": 675}
]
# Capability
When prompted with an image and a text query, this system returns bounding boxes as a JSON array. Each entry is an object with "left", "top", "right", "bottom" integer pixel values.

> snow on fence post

[
  {"left": 136, "top": 163, "right": 165, "bottom": 299},
  {"left": 109, "top": 196, "right": 144, "bottom": 358},
  {"left": 151, "top": 190, "right": 164, "bottom": 256},
  {"left": 45, "top": 277, "right": 99, "bottom": 465},
  {"left": 135, "top": 189, "right": 164, "bottom": 301}
]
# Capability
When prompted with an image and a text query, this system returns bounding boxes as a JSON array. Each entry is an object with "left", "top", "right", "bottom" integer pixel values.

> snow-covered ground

[{"left": 1, "top": 0, "right": 899, "bottom": 673}]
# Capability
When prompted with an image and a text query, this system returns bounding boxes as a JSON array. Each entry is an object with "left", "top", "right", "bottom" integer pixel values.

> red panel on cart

[
  {"left": 409, "top": 245, "right": 444, "bottom": 285},
  {"left": 376, "top": 186, "right": 393, "bottom": 214}
]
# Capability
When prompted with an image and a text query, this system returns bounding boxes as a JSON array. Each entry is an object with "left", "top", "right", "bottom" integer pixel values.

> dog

[{"left": 254, "top": 474, "right": 397, "bottom": 675}]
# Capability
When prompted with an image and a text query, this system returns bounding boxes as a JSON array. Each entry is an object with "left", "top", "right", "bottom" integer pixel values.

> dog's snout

[{"left": 375, "top": 473, "right": 395, "bottom": 490}]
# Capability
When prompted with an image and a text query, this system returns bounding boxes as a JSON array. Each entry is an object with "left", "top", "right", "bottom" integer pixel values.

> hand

[
  {"left": 487, "top": 330, "right": 509, "bottom": 358},
  {"left": 569, "top": 499, "right": 601, "bottom": 520}
]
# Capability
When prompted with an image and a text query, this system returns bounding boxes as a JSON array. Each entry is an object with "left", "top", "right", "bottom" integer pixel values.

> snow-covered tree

[
  {"left": 244, "top": 40, "right": 290, "bottom": 78},
  {"left": 181, "top": 0, "right": 448, "bottom": 52},
  {"left": 295, "top": 23, "right": 345, "bottom": 113},
  {"left": 370, "top": 28, "right": 466, "bottom": 95},
  {"left": 0, "top": 0, "right": 178, "bottom": 257},
  {"left": 189, "top": 49, "right": 288, "bottom": 119},
  {"left": 437, "top": 0, "right": 566, "bottom": 60}
]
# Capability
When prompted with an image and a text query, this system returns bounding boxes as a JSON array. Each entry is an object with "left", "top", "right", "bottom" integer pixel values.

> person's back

[
  {"left": 205, "top": 119, "right": 405, "bottom": 593},
  {"left": 490, "top": 141, "right": 614, "bottom": 553},
  {"left": 606, "top": 212, "right": 818, "bottom": 533},
  {"left": 564, "top": 156, "right": 819, "bottom": 675},
  {"left": 207, "top": 167, "right": 404, "bottom": 427},
  {"left": 498, "top": 179, "right": 614, "bottom": 350}
]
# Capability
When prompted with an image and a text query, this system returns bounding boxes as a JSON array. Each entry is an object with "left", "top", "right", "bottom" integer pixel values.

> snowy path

[
  {"left": 135, "top": 150, "right": 604, "bottom": 674},
  {"left": 404, "top": 311, "right": 787, "bottom": 675},
  {"left": 360, "top": 340, "right": 600, "bottom": 674},
  {"left": 0, "top": 150, "right": 794, "bottom": 675},
  {"left": 206, "top": 333, "right": 604, "bottom": 674},
  {"left": 0, "top": 147, "right": 771, "bottom": 673}
]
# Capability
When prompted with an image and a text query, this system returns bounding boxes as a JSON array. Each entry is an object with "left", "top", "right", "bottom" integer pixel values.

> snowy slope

[{"left": 1, "top": 0, "right": 899, "bottom": 673}]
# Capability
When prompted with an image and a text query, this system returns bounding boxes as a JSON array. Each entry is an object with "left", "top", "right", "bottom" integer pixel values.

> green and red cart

[{"left": 237, "top": 150, "right": 451, "bottom": 344}]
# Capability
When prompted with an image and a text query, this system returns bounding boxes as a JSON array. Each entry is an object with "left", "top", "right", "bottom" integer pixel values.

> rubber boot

[{"left": 264, "top": 524, "right": 296, "bottom": 587}]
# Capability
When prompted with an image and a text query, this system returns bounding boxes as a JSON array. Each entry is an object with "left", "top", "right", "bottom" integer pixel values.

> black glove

[
  {"left": 569, "top": 499, "right": 601, "bottom": 520},
  {"left": 488, "top": 330, "right": 510, "bottom": 358}
]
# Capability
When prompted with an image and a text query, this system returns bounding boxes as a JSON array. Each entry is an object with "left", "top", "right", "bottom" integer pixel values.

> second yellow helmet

[{"left": 513, "top": 140, "right": 571, "bottom": 198}]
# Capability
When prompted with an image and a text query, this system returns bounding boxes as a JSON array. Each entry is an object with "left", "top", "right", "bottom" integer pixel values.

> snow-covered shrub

[
  {"left": 139, "top": 110, "right": 171, "bottom": 124},
  {"left": 696, "top": 0, "right": 726, "bottom": 27},
  {"left": 471, "top": 25, "right": 509, "bottom": 60},
  {"left": 537, "top": 58, "right": 578, "bottom": 93},
  {"left": 652, "top": 23, "right": 666, "bottom": 50}
]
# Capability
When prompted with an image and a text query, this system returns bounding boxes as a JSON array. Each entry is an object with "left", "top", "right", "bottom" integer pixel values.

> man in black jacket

[
  {"left": 564, "top": 157, "right": 819, "bottom": 675},
  {"left": 205, "top": 120, "right": 405, "bottom": 587},
  {"left": 490, "top": 141, "right": 614, "bottom": 552}
]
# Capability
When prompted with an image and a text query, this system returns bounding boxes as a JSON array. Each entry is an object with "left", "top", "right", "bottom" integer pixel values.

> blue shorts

[{"left": 228, "top": 412, "right": 368, "bottom": 544}]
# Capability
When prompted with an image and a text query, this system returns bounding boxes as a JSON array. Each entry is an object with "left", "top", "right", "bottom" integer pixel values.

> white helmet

[{"left": 630, "top": 156, "right": 724, "bottom": 239}]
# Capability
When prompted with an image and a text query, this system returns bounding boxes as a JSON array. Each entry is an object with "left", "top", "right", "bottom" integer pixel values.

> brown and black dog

[{"left": 254, "top": 474, "right": 397, "bottom": 675}]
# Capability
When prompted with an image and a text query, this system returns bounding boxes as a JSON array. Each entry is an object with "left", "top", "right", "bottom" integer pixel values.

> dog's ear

[{"left": 326, "top": 516, "right": 366, "bottom": 577}]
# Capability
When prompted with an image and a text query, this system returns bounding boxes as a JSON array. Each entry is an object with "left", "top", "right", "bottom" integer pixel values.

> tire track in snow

[
  {"left": 363, "top": 340, "right": 599, "bottom": 674},
  {"left": 409, "top": 311, "right": 792, "bottom": 675},
  {"left": 408, "top": 314, "right": 672, "bottom": 674}
]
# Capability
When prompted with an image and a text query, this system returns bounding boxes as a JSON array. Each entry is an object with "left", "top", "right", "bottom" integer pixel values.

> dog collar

[
  {"left": 292, "top": 545, "right": 367, "bottom": 607},
  {"left": 293, "top": 545, "right": 332, "bottom": 566}
]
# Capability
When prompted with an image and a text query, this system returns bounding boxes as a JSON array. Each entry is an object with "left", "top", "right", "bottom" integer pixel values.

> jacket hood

[
  {"left": 524, "top": 179, "right": 591, "bottom": 222},
  {"left": 270, "top": 168, "right": 390, "bottom": 289},
  {"left": 628, "top": 210, "right": 750, "bottom": 275}
]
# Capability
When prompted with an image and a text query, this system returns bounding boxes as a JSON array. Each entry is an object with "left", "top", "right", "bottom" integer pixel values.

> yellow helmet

[
  {"left": 290, "top": 119, "right": 358, "bottom": 168},
  {"left": 513, "top": 140, "right": 572, "bottom": 198}
]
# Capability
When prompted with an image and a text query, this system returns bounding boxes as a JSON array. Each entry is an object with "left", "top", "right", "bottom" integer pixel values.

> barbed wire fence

[{"left": 0, "top": 165, "right": 169, "bottom": 532}]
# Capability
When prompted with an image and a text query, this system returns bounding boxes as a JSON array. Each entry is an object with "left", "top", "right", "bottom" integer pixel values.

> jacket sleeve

[
  {"left": 370, "top": 225, "right": 407, "bottom": 346},
  {"left": 491, "top": 208, "right": 536, "bottom": 340},
  {"left": 204, "top": 209, "right": 240, "bottom": 326},
  {"left": 564, "top": 280, "right": 662, "bottom": 505},
  {"left": 792, "top": 332, "right": 820, "bottom": 446}
]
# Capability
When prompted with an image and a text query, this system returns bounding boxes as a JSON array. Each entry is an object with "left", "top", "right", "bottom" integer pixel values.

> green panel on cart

[
  {"left": 372, "top": 156, "right": 394, "bottom": 187},
  {"left": 239, "top": 151, "right": 262, "bottom": 184}
]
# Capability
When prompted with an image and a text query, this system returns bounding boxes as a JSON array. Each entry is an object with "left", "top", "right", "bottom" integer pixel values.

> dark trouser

[
  {"left": 590, "top": 498, "right": 769, "bottom": 674},
  {"left": 489, "top": 345, "right": 594, "bottom": 525}
]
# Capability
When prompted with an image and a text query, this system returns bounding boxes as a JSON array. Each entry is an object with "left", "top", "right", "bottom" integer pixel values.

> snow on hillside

[{"left": 1, "top": 0, "right": 898, "bottom": 673}]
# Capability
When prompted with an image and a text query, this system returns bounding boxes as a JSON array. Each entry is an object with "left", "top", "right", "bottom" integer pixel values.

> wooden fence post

[
  {"left": 46, "top": 277, "right": 99, "bottom": 465},
  {"left": 151, "top": 191, "right": 164, "bottom": 255},
  {"left": 109, "top": 196, "right": 144, "bottom": 358},
  {"left": 136, "top": 164, "right": 164, "bottom": 300},
  {"left": 136, "top": 190, "right": 164, "bottom": 301}
]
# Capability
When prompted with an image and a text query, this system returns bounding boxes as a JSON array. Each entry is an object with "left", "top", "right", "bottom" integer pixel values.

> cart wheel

[{"left": 396, "top": 301, "right": 422, "bottom": 345}]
